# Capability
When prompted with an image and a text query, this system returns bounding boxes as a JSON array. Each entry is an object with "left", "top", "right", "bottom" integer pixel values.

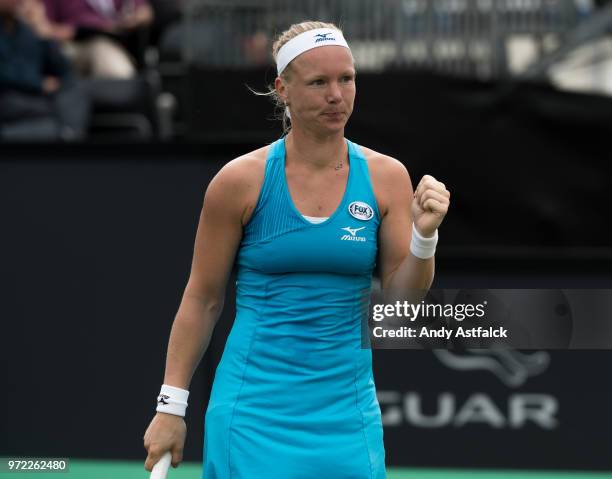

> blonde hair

[{"left": 260, "top": 20, "right": 345, "bottom": 135}]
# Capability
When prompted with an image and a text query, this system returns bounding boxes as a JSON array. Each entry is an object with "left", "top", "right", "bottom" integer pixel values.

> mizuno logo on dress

[
  {"left": 314, "top": 33, "right": 336, "bottom": 43},
  {"left": 341, "top": 226, "right": 366, "bottom": 242}
]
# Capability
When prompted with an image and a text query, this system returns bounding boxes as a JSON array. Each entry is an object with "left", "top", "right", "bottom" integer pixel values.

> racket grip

[{"left": 150, "top": 451, "right": 172, "bottom": 479}]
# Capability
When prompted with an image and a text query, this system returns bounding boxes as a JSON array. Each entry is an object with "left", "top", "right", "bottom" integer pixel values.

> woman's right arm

[
  {"left": 163, "top": 162, "right": 249, "bottom": 390},
  {"left": 144, "top": 156, "right": 260, "bottom": 471}
]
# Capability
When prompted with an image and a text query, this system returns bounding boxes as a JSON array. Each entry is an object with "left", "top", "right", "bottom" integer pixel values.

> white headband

[{"left": 276, "top": 28, "right": 350, "bottom": 76}]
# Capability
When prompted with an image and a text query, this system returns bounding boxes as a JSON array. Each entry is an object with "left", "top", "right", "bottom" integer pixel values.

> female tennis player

[{"left": 144, "top": 21, "right": 450, "bottom": 478}]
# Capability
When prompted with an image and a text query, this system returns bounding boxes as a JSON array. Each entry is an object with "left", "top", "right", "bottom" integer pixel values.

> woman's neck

[{"left": 285, "top": 128, "right": 347, "bottom": 171}]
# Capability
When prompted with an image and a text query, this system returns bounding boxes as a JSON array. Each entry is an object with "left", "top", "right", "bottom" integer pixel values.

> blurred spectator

[
  {"left": 0, "top": 0, "right": 90, "bottom": 140},
  {"left": 243, "top": 31, "right": 271, "bottom": 66},
  {"left": 40, "top": 0, "right": 154, "bottom": 79}
]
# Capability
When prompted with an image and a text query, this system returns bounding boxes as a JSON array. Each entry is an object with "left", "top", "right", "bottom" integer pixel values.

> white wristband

[
  {"left": 410, "top": 224, "right": 438, "bottom": 259},
  {"left": 156, "top": 384, "right": 189, "bottom": 417}
]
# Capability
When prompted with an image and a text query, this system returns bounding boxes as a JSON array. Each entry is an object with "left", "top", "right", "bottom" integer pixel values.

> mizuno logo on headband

[{"left": 314, "top": 32, "right": 336, "bottom": 43}]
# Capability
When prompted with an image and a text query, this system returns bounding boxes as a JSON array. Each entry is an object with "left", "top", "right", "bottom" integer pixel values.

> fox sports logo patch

[{"left": 348, "top": 201, "right": 374, "bottom": 221}]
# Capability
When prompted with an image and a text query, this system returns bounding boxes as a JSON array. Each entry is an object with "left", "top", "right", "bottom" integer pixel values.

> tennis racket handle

[{"left": 150, "top": 451, "right": 172, "bottom": 479}]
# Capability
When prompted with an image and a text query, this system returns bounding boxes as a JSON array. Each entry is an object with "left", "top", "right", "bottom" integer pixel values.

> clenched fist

[{"left": 411, "top": 174, "right": 450, "bottom": 238}]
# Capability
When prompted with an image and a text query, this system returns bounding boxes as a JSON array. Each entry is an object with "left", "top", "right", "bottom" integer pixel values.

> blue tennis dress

[{"left": 203, "top": 137, "right": 386, "bottom": 478}]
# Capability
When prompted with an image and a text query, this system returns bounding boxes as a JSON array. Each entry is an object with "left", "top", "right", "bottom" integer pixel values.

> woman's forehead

[{"left": 290, "top": 46, "right": 355, "bottom": 75}]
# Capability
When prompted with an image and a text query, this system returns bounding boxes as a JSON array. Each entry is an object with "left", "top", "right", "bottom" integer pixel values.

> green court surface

[{"left": 4, "top": 461, "right": 612, "bottom": 479}]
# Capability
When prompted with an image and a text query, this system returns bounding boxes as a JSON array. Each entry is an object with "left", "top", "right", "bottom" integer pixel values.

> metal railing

[{"left": 181, "top": 0, "right": 591, "bottom": 78}]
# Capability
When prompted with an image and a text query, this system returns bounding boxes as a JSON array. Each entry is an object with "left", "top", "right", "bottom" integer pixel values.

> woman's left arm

[{"left": 374, "top": 157, "right": 450, "bottom": 298}]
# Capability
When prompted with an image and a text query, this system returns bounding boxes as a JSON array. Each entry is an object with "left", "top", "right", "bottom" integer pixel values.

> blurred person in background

[
  {"left": 0, "top": 0, "right": 90, "bottom": 141},
  {"left": 39, "top": 0, "right": 154, "bottom": 79}
]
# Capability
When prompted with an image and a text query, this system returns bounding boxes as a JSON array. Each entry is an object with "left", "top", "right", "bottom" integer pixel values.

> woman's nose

[{"left": 326, "top": 82, "right": 342, "bottom": 102}]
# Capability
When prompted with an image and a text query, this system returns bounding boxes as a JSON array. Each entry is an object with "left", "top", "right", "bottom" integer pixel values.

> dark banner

[{"left": 0, "top": 152, "right": 221, "bottom": 462}]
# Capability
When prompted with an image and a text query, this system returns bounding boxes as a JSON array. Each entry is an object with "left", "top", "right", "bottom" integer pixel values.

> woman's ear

[{"left": 275, "top": 76, "right": 288, "bottom": 104}]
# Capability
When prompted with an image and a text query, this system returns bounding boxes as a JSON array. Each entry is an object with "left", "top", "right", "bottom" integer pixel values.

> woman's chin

[{"left": 319, "top": 115, "right": 348, "bottom": 131}]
